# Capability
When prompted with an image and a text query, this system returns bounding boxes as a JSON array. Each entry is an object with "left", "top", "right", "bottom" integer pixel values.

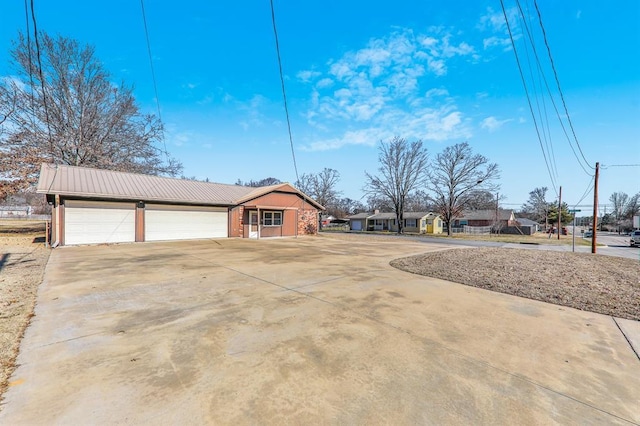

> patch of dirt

[
  {"left": 391, "top": 247, "right": 640, "bottom": 320},
  {"left": 0, "top": 222, "right": 50, "bottom": 405}
]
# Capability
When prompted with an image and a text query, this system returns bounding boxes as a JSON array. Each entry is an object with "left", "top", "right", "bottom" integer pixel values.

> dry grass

[
  {"left": 391, "top": 247, "right": 640, "bottom": 320},
  {"left": 0, "top": 220, "right": 50, "bottom": 404}
]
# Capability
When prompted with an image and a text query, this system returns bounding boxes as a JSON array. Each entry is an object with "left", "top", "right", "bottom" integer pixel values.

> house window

[
  {"left": 422, "top": 220, "right": 426, "bottom": 226},
  {"left": 405, "top": 219, "right": 417, "bottom": 227},
  {"left": 263, "top": 211, "right": 282, "bottom": 226}
]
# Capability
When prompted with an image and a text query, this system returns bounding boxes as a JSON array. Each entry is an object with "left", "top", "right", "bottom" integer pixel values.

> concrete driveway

[{"left": 1, "top": 234, "right": 638, "bottom": 424}]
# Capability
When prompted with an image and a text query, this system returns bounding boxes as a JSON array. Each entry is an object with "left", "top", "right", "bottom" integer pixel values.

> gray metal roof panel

[{"left": 36, "top": 164, "right": 256, "bottom": 205}]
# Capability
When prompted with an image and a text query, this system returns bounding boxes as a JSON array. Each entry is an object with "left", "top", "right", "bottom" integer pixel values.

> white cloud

[
  {"left": 478, "top": 8, "right": 508, "bottom": 32},
  {"left": 303, "top": 105, "right": 471, "bottom": 151},
  {"left": 1, "top": 75, "right": 26, "bottom": 90},
  {"left": 478, "top": 6, "right": 520, "bottom": 51},
  {"left": 481, "top": 116, "right": 512, "bottom": 132},
  {"left": 316, "top": 78, "right": 333, "bottom": 89},
  {"left": 297, "top": 70, "right": 321, "bottom": 82},
  {"left": 483, "top": 36, "right": 513, "bottom": 50},
  {"left": 294, "top": 27, "right": 484, "bottom": 151},
  {"left": 425, "top": 88, "right": 449, "bottom": 98}
]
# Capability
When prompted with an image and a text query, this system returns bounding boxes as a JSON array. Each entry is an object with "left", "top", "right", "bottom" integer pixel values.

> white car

[{"left": 630, "top": 230, "right": 640, "bottom": 247}]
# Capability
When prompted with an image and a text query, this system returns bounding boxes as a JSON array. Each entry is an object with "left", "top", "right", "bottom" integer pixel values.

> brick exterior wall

[{"left": 298, "top": 209, "right": 318, "bottom": 235}]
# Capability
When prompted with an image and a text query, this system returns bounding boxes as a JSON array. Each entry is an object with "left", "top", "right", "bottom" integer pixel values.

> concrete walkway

[{"left": 1, "top": 235, "right": 638, "bottom": 424}]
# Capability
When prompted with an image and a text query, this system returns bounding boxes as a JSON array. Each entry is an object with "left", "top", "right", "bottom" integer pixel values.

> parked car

[
  {"left": 630, "top": 230, "right": 640, "bottom": 247},
  {"left": 547, "top": 227, "right": 568, "bottom": 235},
  {"left": 583, "top": 230, "right": 593, "bottom": 238}
]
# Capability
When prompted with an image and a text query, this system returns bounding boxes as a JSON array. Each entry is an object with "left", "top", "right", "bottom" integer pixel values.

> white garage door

[
  {"left": 145, "top": 204, "right": 228, "bottom": 241},
  {"left": 65, "top": 200, "right": 136, "bottom": 245}
]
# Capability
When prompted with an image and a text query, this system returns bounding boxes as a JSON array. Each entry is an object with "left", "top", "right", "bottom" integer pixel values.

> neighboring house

[
  {"left": 36, "top": 164, "right": 324, "bottom": 246},
  {"left": 348, "top": 211, "right": 443, "bottom": 234},
  {"left": 421, "top": 212, "right": 444, "bottom": 234},
  {"left": 453, "top": 209, "right": 517, "bottom": 229},
  {"left": 348, "top": 212, "right": 371, "bottom": 231},
  {"left": 515, "top": 217, "right": 540, "bottom": 232},
  {"left": 0, "top": 205, "right": 32, "bottom": 217}
]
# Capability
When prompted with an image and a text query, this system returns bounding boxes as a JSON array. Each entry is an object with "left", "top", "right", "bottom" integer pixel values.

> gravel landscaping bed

[{"left": 391, "top": 247, "right": 640, "bottom": 321}]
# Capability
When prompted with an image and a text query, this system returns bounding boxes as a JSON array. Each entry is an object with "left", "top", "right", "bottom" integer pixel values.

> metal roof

[{"left": 36, "top": 164, "right": 324, "bottom": 209}]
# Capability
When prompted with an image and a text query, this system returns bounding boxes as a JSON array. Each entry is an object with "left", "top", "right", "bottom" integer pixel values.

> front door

[{"left": 249, "top": 211, "right": 259, "bottom": 239}]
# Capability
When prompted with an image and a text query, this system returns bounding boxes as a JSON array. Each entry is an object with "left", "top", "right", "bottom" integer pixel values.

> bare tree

[
  {"left": 624, "top": 193, "right": 640, "bottom": 219},
  {"left": 404, "top": 190, "right": 435, "bottom": 212},
  {"left": 610, "top": 192, "right": 630, "bottom": 234},
  {"left": 465, "top": 190, "right": 500, "bottom": 211},
  {"left": 236, "top": 177, "right": 281, "bottom": 187},
  {"left": 329, "top": 197, "right": 366, "bottom": 218},
  {"left": 0, "top": 32, "right": 182, "bottom": 197},
  {"left": 522, "top": 187, "right": 551, "bottom": 228},
  {"left": 427, "top": 142, "right": 500, "bottom": 235},
  {"left": 364, "top": 137, "right": 429, "bottom": 234},
  {"left": 295, "top": 168, "right": 341, "bottom": 208}
]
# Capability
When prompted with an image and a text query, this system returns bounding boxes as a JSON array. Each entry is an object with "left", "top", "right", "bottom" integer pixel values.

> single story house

[
  {"left": 0, "top": 205, "right": 32, "bottom": 217},
  {"left": 36, "top": 164, "right": 324, "bottom": 246},
  {"left": 347, "top": 212, "right": 371, "bottom": 231},
  {"left": 452, "top": 209, "right": 517, "bottom": 229},
  {"left": 515, "top": 217, "right": 540, "bottom": 232},
  {"left": 417, "top": 212, "right": 444, "bottom": 234},
  {"left": 348, "top": 211, "right": 443, "bottom": 234}
]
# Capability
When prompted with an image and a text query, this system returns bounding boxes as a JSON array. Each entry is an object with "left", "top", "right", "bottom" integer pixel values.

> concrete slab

[
  {"left": 1, "top": 234, "right": 638, "bottom": 424},
  {"left": 615, "top": 318, "right": 640, "bottom": 361}
]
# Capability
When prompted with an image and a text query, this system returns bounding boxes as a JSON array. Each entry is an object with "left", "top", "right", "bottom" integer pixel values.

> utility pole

[
  {"left": 592, "top": 162, "right": 599, "bottom": 254},
  {"left": 557, "top": 186, "right": 562, "bottom": 240}
]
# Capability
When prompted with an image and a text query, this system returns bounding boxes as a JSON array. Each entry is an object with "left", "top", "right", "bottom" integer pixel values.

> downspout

[
  {"left": 257, "top": 207, "right": 260, "bottom": 240},
  {"left": 52, "top": 194, "right": 61, "bottom": 247}
]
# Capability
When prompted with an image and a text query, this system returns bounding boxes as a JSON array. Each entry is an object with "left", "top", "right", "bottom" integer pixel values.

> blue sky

[{"left": 1, "top": 1, "right": 639, "bottom": 211}]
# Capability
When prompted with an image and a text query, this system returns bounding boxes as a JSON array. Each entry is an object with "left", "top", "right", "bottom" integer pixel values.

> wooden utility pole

[
  {"left": 592, "top": 162, "right": 599, "bottom": 254},
  {"left": 557, "top": 186, "right": 562, "bottom": 240}
]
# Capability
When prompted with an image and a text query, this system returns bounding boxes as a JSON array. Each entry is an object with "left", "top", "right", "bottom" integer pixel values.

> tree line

[{"left": 521, "top": 187, "right": 640, "bottom": 232}]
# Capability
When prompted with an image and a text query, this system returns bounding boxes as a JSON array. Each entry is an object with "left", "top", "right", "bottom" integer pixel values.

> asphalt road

[{"left": 339, "top": 232, "right": 640, "bottom": 260}]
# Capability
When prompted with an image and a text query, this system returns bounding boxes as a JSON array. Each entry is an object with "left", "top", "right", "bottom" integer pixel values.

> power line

[
  {"left": 602, "top": 164, "right": 640, "bottom": 168},
  {"left": 499, "top": 0, "right": 558, "bottom": 197},
  {"left": 29, "top": 0, "right": 53, "bottom": 160},
  {"left": 23, "top": 0, "right": 36, "bottom": 112},
  {"left": 534, "top": 0, "right": 594, "bottom": 171},
  {"left": 515, "top": 0, "right": 592, "bottom": 177},
  {"left": 573, "top": 180, "right": 594, "bottom": 208},
  {"left": 139, "top": 0, "right": 168, "bottom": 161},
  {"left": 269, "top": 0, "right": 300, "bottom": 184},
  {"left": 516, "top": 0, "right": 558, "bottom": 180}
]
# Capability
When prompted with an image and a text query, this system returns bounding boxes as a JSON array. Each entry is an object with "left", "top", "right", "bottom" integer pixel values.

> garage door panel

[
  {"left": 65, "top": 202, "right": 135, "bottom": 245},
  {"left": 145, "top": 205, "right": 228, "bottom": 241}
]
